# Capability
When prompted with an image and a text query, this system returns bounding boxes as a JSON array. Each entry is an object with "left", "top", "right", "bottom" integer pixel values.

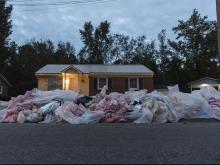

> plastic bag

[
  {"left": 101, "top": 85, "right": 108, "bottom": 97},
  {"left": 125, "top": 90, "right": 148, "bottom": 103},
  {"left": 169, "top": 92, "right": 211, "bottom": 119},
  {"left": 76, "top": 96, "right": 94, "bottom": 106},
  {"left": 55, "top": 107, "right": 105, "bottom": 124},
  {"left": 33, "top": 89, "right": 80, "bottom": 102},
  {"left": 39, "top": 113, "right": 56, "bottom": 124},
  {"left": 0, "top": 110, "right": 5, "bottom": 123},
  {"left": 167, "top": 85, "right": 179, "bottom": 95},
  {"left": 17, "top": 111, "right": 26, "bottom": 123},
  {"left": 134, "top": 107, "right": 154, "bottom": 124},
  {"left": 21, "top": 109, "right": 43, "bottom": 123},
  {"left": 0, "top": 101, "right": 9, "bottom": 110},
  {"left": 125, "top": 105, "right": 143, "bottom": 121},
  {"left": 38, "top": 101, "right": 60, "bottom": 115},
  {"left": 79, "top": 110, "right": 105, "bottom": 124},
  {"left": 195, "top": 86, "right": 220, "bottom": 100},
  {"left": 142, "top": 92, "right": 178, "bottom": 123}
]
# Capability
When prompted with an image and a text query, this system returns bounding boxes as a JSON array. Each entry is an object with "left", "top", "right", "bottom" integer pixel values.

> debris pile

[{"left": 0, "top": 85, "right": 220, "bottom": 124}]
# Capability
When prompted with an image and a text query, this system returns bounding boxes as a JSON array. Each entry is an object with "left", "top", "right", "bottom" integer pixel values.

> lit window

[
  {"left": 97, "top": 78, "right": 108, "bottom": 90},
  {"left": 0, "top": 86, "right": 3, "bottom": 94},
  {"left": 128, "top": 78, "right": 139, "bottom": 90}
]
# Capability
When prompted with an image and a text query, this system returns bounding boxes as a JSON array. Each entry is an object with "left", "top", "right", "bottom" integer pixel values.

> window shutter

[
  {"left": 125, "top": 78, "right": 128, "bottom": 91},
  {"left": 139, "top": 78, "right": 143, "bottom": 89},
  {"left": 94, "top": 78, "right": 97, "bottom": 90},
  {"left": 108, "top": 78, "right": 112, "bottom": 90}
]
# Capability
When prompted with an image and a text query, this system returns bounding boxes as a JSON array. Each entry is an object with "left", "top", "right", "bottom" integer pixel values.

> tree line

[{"left": 0, "top": 0, "right": 219, "bottom": 97}]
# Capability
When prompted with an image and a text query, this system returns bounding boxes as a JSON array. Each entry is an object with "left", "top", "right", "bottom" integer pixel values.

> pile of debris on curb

[{"left": 0, "top": 85, "right": 220, "bottom": 124}]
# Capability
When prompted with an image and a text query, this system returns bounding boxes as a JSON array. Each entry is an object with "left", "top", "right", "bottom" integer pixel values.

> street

[{"left": 0, "top": 122, "right": 220, "bottom": 164}]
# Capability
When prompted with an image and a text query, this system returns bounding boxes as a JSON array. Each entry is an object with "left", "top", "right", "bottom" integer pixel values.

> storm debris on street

[{"left": 0, "top": 85, "right": 220, "bottom": 124}]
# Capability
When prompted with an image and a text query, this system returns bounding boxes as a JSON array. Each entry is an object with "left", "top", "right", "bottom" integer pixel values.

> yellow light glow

[{"left": 65, "top": 79, "right": 70, "bottom": 84}]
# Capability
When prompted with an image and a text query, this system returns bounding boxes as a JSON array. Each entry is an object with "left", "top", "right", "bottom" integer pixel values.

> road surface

[{"left": 0, "top": 122, "right": 220, "bottom": 164}]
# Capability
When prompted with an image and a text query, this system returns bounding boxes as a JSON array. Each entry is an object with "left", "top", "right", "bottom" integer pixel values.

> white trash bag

[
  {"left": 17, "top": 109, "right": 43, "bottom": 123},
  {"left": 39, "top": 113, "right": 56, "bottom": 124},
  {"left": 169, "top": 92, "right": 211, "bottom": 119},
  {"left": 0, "top": 110, "right": 6, "bottom": 123},
  {"left": 0, "top": 101, "right": 9, "bottom": 110},
  {"left": 17, "top": 111, "right": 26, "bottom": 123},
  {"left": 133, "top": 107, "right": 154, "bottom": 124},
  {"left": 38, "top": 101, "right": 60, "bottom": 115},
  {"left": 125, "top": 90, "right": 148, "bottom": 103},
  {"left": 192, "top": 86, "right": 220, "bottom": 101},
  {"left": 55, "top": 107, "right": 105, "bottom": 124},
  {"left": 168, "top": 85, "right": 179, "bottom": 95}
]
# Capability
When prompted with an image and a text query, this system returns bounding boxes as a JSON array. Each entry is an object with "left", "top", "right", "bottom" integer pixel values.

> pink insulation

[
  {"left": 61, "top": 101, "right": 86, "bottom": 117},
  {"left": 208, "top": 98, "right": 220, "bottom": 117},
  {"left": 95, "top": 95, "right": 131, "bottom": 123},
  {"left": 3, "top": 90, "right": 35, "bottom": 123}
]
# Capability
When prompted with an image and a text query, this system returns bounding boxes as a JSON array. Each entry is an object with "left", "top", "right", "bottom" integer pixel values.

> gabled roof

[
  {"left": 188, "top": 77, "right": 219, "bottom": 85},
  {"left": 36, "top": 65, "right": 70, "bottom": 74},
  {"left": 0, "top": 74, "right": 12, "bottom": 87},
  {"left": 35, "top": 64, "right": 154, "bottom": 75}
]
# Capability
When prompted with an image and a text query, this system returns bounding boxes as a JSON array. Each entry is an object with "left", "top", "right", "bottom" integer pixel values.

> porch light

[
  {"left": 65, "top": 78, "right": 70, "bottom": 85},
  {"left": 200, "top": 84, "right": 210, "bottom": 87}
]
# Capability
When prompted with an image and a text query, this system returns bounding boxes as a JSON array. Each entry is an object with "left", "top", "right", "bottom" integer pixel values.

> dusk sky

[{"left": 8, "top": 0, "right": 217, "bottom": 51}]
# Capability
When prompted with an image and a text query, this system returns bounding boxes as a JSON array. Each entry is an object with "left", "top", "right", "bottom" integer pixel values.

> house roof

[
  {"left": 188, "top": 77, "right": 219, "bottom": 85},
  {"left": 0, "top": 74, "right": 12, "bottom": 87},
  {"left": 35, "top": 64, "right": 154, "bottom": 75}
]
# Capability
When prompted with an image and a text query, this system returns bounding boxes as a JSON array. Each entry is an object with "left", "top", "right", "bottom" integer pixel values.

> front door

[{"left": 69, "top": 78, "right": 78, "bottom": 91}]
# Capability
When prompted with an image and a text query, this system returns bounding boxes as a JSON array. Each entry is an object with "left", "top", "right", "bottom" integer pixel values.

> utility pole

[{"left": 216, "top": 0, "right": 220, "bottom": 80}]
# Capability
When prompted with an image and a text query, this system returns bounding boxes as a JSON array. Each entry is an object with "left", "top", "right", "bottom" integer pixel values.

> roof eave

[{"left": 61, "top": 65, "right": 83, "bottom": 73}]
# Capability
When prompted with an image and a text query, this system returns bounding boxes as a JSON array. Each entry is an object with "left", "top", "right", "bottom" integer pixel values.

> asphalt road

[{"left": 0, "top": 122, "right": 220, "bottom": 164}]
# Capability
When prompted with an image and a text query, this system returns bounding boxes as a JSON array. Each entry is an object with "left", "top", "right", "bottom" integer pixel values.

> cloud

[{"left": 9, "top": 0, "right": 216, "bottom": 51}]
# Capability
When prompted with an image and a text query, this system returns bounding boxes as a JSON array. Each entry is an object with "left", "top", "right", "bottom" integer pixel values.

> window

[
  {"left": 48, "top": 77, "right": 62, "bottom": 90},
  {"left": 0, "top": 86, "right": 3, "bottom": 94},
  {"left": 128, "top": 78, "right": 139, "bottom": 90},
  {"left": 97, "top": 78, "right": 108, "bottom": 90}
]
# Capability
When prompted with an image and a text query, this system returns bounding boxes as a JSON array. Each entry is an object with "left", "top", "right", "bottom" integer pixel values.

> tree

[
  {"left": 157, "top": 30, "right": 170, "bottom": 85},
  {"left": 55, "top": 41, "right": 78, "bottom": 64},
  {"left": 169, "top": 9, "right": 218, "bottom": 90},
  {"left": 0, "top": 0, "right": 12, "bottom": 67},
  {"left": 3, "top": 39, "right": 79, "bottom": 96},
  {"left": 111, "top": 34, "right": 136, "bottom": 64},
  {"left": 79, "top": 21, "right": 113, "bottom": 64}
]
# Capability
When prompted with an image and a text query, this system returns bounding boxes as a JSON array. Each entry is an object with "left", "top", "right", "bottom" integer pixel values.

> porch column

[
  {"left": 78, "top": 73, "right": 80, "bottom": 93},
  {"left": 64, "top": 72, "right": 66, "bottom": 90}
]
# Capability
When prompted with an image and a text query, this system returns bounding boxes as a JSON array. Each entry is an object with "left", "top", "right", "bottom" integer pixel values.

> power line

[
  {"left": 7, "top": 0, "right": 117, "bottom": 6},
  {"left": 7, "top": 0, "right": 119, "bottom": 12},
  {"left": 10, "top": 0, "right": 99, "bottom": 6}
]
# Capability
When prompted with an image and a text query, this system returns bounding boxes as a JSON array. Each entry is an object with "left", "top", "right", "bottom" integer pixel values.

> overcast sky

[{"left": 9, "top": 0, "right": 217, "bottom": 51}]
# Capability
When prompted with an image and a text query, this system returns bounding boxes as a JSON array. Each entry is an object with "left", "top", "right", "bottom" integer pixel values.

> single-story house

[
  {"left": 188, "top": 77, "right": 220, "bottom": 91},
  {"left": 35, "top": 64, "right": 154, "bottom": 96},
  {"left": 0, "top": 73, "right": 12, "bottom": 98}
]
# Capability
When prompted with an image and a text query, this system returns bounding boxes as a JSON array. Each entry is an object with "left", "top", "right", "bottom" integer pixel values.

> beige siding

[
  {"left": 38, "top": 76, "right": 48, "bottom": 91},
  {"left": 79, "top": 74, "right": 89, "bottom": 96}
]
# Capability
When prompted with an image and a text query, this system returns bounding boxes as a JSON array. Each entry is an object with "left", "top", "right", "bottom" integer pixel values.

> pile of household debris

[{"left": 0, "top": 85, "right": 220, "bottom": 124}]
